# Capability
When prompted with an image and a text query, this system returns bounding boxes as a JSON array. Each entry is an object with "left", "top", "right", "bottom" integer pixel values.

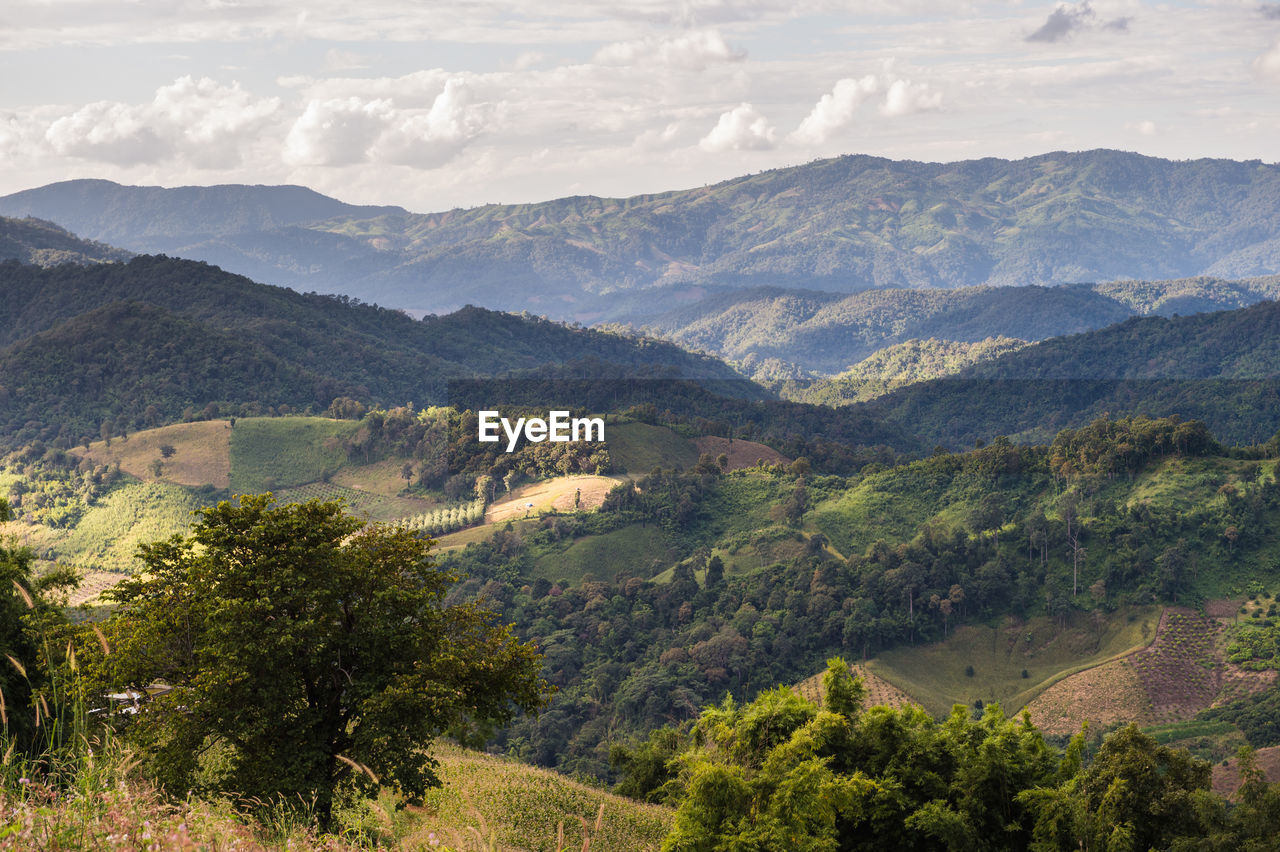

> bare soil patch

[{"left": 692, "top": 436, "right": 790, "bottom": 471}]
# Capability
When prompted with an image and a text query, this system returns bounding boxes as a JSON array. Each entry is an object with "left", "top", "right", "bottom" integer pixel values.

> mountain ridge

[{"left": 7, "top": 151, "right": 1280, "bottom": 318}]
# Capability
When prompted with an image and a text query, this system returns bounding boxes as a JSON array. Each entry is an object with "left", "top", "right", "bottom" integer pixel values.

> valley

[{"left": 6, "top": 153, "right": 1280, "bottom": 850}]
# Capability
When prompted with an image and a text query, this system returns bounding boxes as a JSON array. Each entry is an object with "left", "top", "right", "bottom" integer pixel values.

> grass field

[
  {"left": 418, "top": 742, "right": 673, "bottom": 852},
  {"left": 330, "top": 458, "right": 419, "bottom": 497},
  {"left": 229, "top": 417, "right": 361, "bottom": 493},
  {"left": 274, "top": 481, "right": 437, "bottom": 523},
  {"left": 435, "top": 518, "right": 539, "bottom": 551},
  {"left": 77, "top": 420, "right": 233, "bottom": 489},
  {"left": 865, "top": 607, "right": 1160, "bottom": 718},
  {"left": 532, "top": 524, "right": 678, "bottom": 584},
  {"left": 606, "top": 422, "right": 699, "bottom": 474}
]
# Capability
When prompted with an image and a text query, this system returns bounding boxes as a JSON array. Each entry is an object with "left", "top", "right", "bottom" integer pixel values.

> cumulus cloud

[
  {"left": 1026, "top": 1, "right": 1130, "bottom": 44},
  {"left": 593, "top": 29, "right": 744, "bottom": 71},
  {"left": 789, "top": 75, "right": 879, "bottom": 145},
  {"left": 880, "top": 79, "right": 942, "bottom": 116},
  {"left": 371, "top": 79, "right": 486, "bottom": 168},
  {"left": 699, "top": 103, "right": 777, "bottom": 152},
  {"left": 45, "top": 77, "right": 278, "bottom": 167},
  {"left": 284, "top": 78, "right": 487, "bottom": 169},
  {"left": 1254, "top": 39, "right": 1280, "bottom": 79},
  {"left": 283, "top": 97, "right": 392, "bottom": 167}
]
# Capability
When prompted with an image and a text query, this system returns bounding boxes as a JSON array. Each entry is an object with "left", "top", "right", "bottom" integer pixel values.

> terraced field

[{"left": 1027, "top": 603, "right": 1278, "bottom": 735}]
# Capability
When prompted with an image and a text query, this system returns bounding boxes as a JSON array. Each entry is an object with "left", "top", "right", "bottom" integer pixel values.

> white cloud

[
  {"left": 284, "top": 79, "right": 487, "bottom": 169},
  {"left": 1253, "top": 39, "right": 1280, "bottom": 80},
  {"left": 699, "top": 102, "right": 777, "bottom": 152},
  {"left": 593, "top": 29, "right": 744, "bottom": 70},
  {"left": 879, "top": 78, "right": 942, "bottom": 116},
  {"left": 370, "top": 79, "right": 487, "bottom": 168},
  {"left": 634, "top": 122, "right": 681, "bottom": 150},
  {"left": 283, "top": 97, "right": 393, "bottom": 167},
  {"left": 789, "top": 75, "right": 879, "bottom": 145},
  {"left": 44, "top": 77, "right": 278, "bottom": 168}
]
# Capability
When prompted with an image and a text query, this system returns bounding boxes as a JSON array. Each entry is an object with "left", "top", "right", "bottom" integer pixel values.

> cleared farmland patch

[
  {"left": 229, "top": 417, "right": 361, "bottom": 493},
  {"left": 605, "top": 422, "right": 699, "bottom": 474},
  {"left": 485, "top": 475, "right": 623, "bottom": 524},
  {"left": 76, "top": 420, "right": 232, "bottom": 489},
  {"left": 691, "top": 436, "right": 790, "bottom": 471},
  {"left": 1130, "top": 608, "right": 1223, "bottom": 722}
]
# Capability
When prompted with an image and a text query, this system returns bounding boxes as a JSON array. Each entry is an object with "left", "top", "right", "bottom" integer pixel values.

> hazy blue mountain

[
  {"left": 6, "top": 151, "right": 1280, "bottom": 319},
  {"left": 631, "top": 275, "right": 1280, "bottom": 374},
  {"left": 0, "top": 179, "right": 403, "bottom": 255}
]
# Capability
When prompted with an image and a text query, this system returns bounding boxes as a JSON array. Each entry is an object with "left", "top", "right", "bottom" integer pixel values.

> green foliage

[
  {"left": 227, "top": 417, "right": 360, "bottom": 492},
  {"left": 94, "top": 494, "right": 548, "bottom": 826},
  {"left": 0, "top": 215, "right": 130, "bottom": 267},
  {"left": 821, "top": 657, "right": 865, "bottom": 718},
  {"left": 663, "top": 685, "right": 1059, "bottom": 852}
]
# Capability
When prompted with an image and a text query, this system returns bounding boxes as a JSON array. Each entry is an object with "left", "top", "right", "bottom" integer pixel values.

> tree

[{"left": 96, "top": 495, "right": 548, "bottom": 826}]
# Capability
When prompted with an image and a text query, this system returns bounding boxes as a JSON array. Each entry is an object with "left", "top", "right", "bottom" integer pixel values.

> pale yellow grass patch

[
  {"left": 75, "top": 421, "right": 231, "bottom": 489},
  {"left": 485, "top": 475, "right": 624, "bottom": 524}
]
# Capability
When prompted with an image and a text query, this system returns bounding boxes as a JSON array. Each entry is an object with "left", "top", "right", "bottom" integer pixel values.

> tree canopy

[{"left": 94, "top": 494, "right": 548, "bottom": 824}]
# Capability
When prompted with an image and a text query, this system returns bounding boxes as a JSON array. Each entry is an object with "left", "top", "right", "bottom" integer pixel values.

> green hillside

[
  {"left": 862, "top": 298, "right": 1280, "bottom": 447},
  {"left": 0, "top": 255, "right": 749, "bottom": 449},
  {"left": 0, "top": 215, "right": 131, "bottom": 266}
]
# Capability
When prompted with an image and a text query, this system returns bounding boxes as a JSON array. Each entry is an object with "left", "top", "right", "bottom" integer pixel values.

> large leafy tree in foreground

[{"left": 96, "top": 495, "right": 547, "bottom": 824}]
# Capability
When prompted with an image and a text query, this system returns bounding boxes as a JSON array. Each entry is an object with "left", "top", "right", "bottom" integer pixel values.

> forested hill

[
  {"left": 0, "top": 256, "right": 753, "bottom": 448},
  {"left": 7, "top": 151, "right": 1280, "bottom": 318},
  {"left": 634, "top": 275, "right": 1280, "bottom": 375},
  {"left": 861, "top": 298, "right": 1280, "bottom": 448},
  {"left": 0, "top": 216, "right": 131, "bottom": 266}
]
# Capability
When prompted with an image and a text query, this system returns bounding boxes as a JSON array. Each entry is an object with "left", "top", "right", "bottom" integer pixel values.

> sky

[{"left": 2, "top": 1, "right": 1280, "bottom": 213}]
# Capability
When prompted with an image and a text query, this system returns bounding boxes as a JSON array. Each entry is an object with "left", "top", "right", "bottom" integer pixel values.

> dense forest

[
  {"left": 0, "top": 256, "right": 748, "bottom": 448},
  {"left": 861, "top": 299, "right": 1280, "bottom": 447}
]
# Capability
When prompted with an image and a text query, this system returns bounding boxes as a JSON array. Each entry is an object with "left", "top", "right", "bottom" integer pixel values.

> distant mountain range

[
  {"left": 6, "top": 150, "right": 1280, "bottom": 321},
  {"left": 632, "top": 275, "right": 1280, "bottom": 374}
]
